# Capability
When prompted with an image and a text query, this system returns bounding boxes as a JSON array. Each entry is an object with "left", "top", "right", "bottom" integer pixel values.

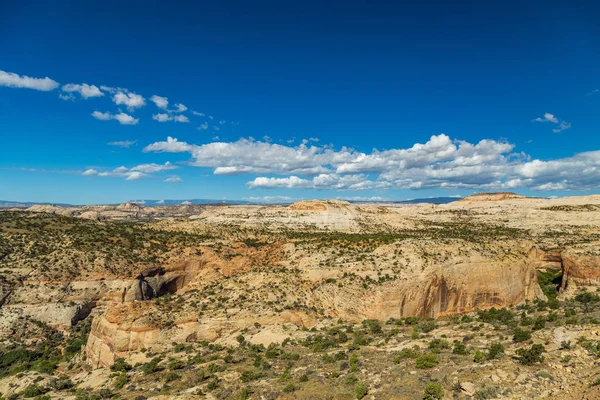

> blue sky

[{"left": 1, "top": 0, "right": 599, "bottom": 204}]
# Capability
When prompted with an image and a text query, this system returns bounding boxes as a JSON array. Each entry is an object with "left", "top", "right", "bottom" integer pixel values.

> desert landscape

[{"left": 0, "top": 193, "right": 599, "bottom": 399}]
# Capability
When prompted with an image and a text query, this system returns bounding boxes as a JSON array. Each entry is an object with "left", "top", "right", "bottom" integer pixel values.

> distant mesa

[
  {"left": 288, "top": 199, "right": 350, "bottom": 211},
  {"left": 116, "top": 202, "right": 145, "bottom": 211},
  {"left": 459, "top": 192, "right": 526, "bottom": 202}
]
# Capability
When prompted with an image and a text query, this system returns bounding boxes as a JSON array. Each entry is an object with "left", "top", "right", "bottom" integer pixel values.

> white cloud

[
  {"left": 552, "top": 121, "right": 571, "bottom": 133},
  {"left": 533, "top": 112, "right": 571, "bottom": 134},
  {"left": 144, "top": 134, "right": 600, "bottom": 192},
  {"left": 125, "top": 171, "right": 145, "bottom": 180},
  {"left": 91, "top": 111, "right": 112, "bottom": 121},
  {"left": 587, "top": 89, "right": 599, "bottom": 96},
  {"left": 107, "top": 140, "right": 137, "bottom": 148},
  {"left": 82, "top": 169, "right": 98, "bottom": 176},
  {"left": 198, "top": 122, "right": 208, "bottom": 130},
  {"left": 192, "top": 111, "right": 205, "bottom": 116},
  {"left": 113, "top": 91, "right": 145, "bottom": 110},
  {"left": 81, "top": 162, "right": 175, "bottom": 180},
  {"left": 153, "top": 113, "right": 171, "bottom": 122},
  {"left": 533, "top": 113, "right": 571, "bottom": 133},
  {"left": 150, "top": 95, "right": 169, "bottom": 109},
  {"left": 93, "top": 111, "right": 139, "bottom": 125},
  {"left": 61, "top": 83, "right": 103, "bottom": 99},
  {"left": 152, "top": 113, "right": 189, "bottom": 123},
  {"left": 174, "top": 103, "right": 187, "bottom": 112},
  {"left": 534, "top": 112, "right": 559, "bottom": 123},
  {"left": 164, "top": 176, "right": 183, "bottom": 183},
  {"left": 0, "top": 70, "right": 59, "bottom": 91},
  {"left": 131, "top": 162, "right": 178, "bottom": 173},
  {"left": 143, "top": 136, "right": 195, "bottom": 153},
  {"left": 113, "top": 112, "right": 139, "bottom": 125},
  {"left": 173, "top": 115, "right": 189, "bottom": 123}
]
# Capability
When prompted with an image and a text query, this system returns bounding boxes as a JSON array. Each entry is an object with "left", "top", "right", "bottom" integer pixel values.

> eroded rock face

[
  {"left": 85, "top": 301, "right": 317, "bottom": 367},
  {"left": 310, "top": 248, "right": 545, "bottom": 321},
  {"left": 123, "top": 267, "right": 184, "bottom": 302},
  {"left": 561, "top": 250, "right": 600, "bottom": 289}
]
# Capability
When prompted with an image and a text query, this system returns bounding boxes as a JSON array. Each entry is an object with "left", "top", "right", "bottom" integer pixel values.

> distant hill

[
  {"left": 130, "top": 199, "right": 254, "bottom": 206},
  {"left": 392, "top": 197, "right": 461, "bottom": 204},
  {"left": 0, "top": 200, "right": 74, "bottom": 208},
  {"left": 0, "top": 197, "right": 460, "bottom": 208}
]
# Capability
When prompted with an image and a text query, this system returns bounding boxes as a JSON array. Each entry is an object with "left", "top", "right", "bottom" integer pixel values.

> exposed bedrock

[
  {"left": 561, "top": 249, "right": 600, "bottom": 290},
  {"left": 311, "top": 250, "right": 545, "bottom": 321}
]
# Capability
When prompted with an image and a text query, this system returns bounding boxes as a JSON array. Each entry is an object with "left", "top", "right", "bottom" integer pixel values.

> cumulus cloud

[
  {"left": 164, "top": 176, "right": 183, "bottom": 183},
  {"left": 0, "top": 70, "right": 59, "bottom": 91},
  {"left": 61, "top": 83, "right": 103, "bottom": 99},
  {"left": 192, "top": 111, "right": 205, "bottom": 117},
  {"left": 150, "top": 95, "right": 169, "bottom": 109},
  {"left": 112, "top": 91, "right": 145, "bottom": 110},
  {"left": 107, "top": 140, "right": 137, "bottom": 148},
  {"left": 152, "top": 113, "right": 189, "bottom": 123},
  {"left": 534, "top": 112, "right": 559, "bottom": 123},
  {"left": 91, "top": 111, "right": 112, "bottom": 121},
  {"left": 533, "top": 112, "right": 571, "bottom": 133},
  {"left": 131, "top": 161, "right": 178, "bottom": 173},
  {"left": 174, "top": 103, "right": 187, "bottom": 112},
  {"left": 153, "top": 113, "right": 171, "bottom": 122},
  {"left": 198, "top": 122, "right": 208, "bottom": 130},
  {"left": 92, "top": 111, "right": 139, "bottom": 125},
  {"left": 80, "top": 162, "right": 176, "bottom": 180},
  {"left": 144, "top": 134, "right": 600, "bottom": 192}
]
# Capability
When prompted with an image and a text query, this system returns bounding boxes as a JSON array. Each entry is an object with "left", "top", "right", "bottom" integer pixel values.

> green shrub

[
  {"left": 394, "top": 346, "right": 419, "bottom": 362},
  {"left": 362, "top": 319, "right": 382, "bottom": 334},
  {"left": 167, "top": 359, "right": 186, "bottom": 370},
  {"left": 512, "top": 328, "right": 531, "bottom": 343},
  {"left": 355, "top": 382, "right": 368, "bottom": 399},
  {"left": 240, "top": 369, "right": 263, "bottom": 382},
  {"left": 415, "top": 353, "right": 439, "bottom": 369},
  {"left": 114, "top": 372, "right": 129, "bottom": 389},
  {"left": 473, "top": 350, "right": 485, "bottom": 363},
  {"left": 239, "top": 387, "right": 252, "bottom": 400},
  {"left": 428, "top": 338, "right": 450, "bottom": 353},
  {"left": 452, "top": 341, "right": 468, "bottom": 355},
  {"left": 22, "top": 384, "right": 47, "bottom": 398},
  {"left": 516, "top": 344, "right": 546, "bottom": 365},
  {"left": 486, "top": 342, "right": 505, "bottom": 360},
  {"left": 164, "top": 371, "right": 181, "bottom": 383},
  {"left": 417, "top": 321, "right": 437, "bottom": 333},
  {"left": 110, "top": 358, "right": 132, "bottom": 372},
  {"left": 423, "top": 382, "right": 443, "bottom": 399}
]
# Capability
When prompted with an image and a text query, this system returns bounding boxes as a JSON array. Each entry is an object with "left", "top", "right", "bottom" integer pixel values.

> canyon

[{"left": 2, "top": 193, "right": 600, "bottom": 399}]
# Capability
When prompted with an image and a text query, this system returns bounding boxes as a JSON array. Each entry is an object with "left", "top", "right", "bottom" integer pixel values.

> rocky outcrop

[
  {"left": 0, "top": 301, "right": 95, "bottom": 330},
  {"left": 288, "top": 200, "right": 330, "bottom": 211},
  {"left": 123, "top": 266, "right": 184, "bottom": 302},
  {"left": 459, "top": 192, "right": 526, "bottom": 202},
  {"left": 85, "top": 303, "right": 317, "bottom": 367},
  {"left": 311, "top": 248, "right": 545, "bottom": 321},
  {"left": 561, "top": 250, "right": 600, "bottom": 290}
]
